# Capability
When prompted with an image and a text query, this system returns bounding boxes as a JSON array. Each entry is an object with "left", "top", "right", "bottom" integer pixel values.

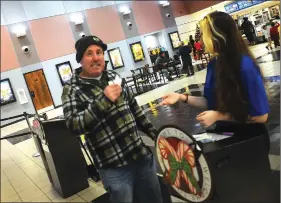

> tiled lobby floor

[
  {"left": 1, "top": 43, "right": 280, "bottom": 202},
  {"left": 1, "top": 137, "right": 106, "bottom": 202}
]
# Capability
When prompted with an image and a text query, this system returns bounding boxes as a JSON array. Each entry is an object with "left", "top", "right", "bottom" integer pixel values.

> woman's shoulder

[
  {"left": 242, "top": 55, "right": 254, "bottom": 65},
  {"left": 241, "top": 54, "right": 254, "bottom": 62},
  {"left": 241, "top": 55, "right": 257, "bottom": 70}
]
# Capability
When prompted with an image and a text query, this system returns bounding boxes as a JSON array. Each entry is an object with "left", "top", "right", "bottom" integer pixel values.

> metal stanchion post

[{"left": 23, "top": 111, "right": 41, "bottom": 158}]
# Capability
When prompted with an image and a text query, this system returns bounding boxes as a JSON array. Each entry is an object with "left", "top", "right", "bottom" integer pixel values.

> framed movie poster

[
  {"left": 168, "top": 31, "right": 181, "bottom": 50},
  {"left": 56, "top": 61, "right": 73, "bottom": 86},
  {"left": 130, "top": 41, "right": 145, "bottom": 62},
  {"left": 1, "top": 78, "right": 17, "bottom": 106},
  {"left": 107, "top": 47, "right": 125, "bottom": 69}
]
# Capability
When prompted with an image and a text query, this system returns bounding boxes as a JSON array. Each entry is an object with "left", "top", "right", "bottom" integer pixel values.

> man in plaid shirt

[{"left": 61, "top": 35, "right": 162, "bottom": 203}]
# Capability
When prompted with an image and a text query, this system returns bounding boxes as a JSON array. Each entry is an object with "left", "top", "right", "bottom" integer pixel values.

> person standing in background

[
  {"left": 262, "top": 25, "right": 272, "bottom": 51},
  {"left": 241, "top": 17, "right": 256, "bottom": 45},
  {"left": 270, "top": 21, "right": 280, "bottom": 47},
  {"left": 179, "top": 41, "right": 194, "bottom": 76},
  {"left": 61, "top": 35, "right": 162, "bottom": 203},
  {"left": 194, "top": 39, "right": 202, "bottom": 60},
  {"left": 189, "top": 35, "right": 196, "bottom": 57}
]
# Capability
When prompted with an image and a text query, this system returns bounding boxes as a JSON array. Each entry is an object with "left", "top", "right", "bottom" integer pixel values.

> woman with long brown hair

[{"left": 161, "top": 11, "right": 269, "bottom": 127}]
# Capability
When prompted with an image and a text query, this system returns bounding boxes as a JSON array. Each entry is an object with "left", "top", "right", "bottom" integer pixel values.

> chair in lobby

[
  {"left": 171, "top": 60, "right": 182, "bottom": 78},
  {"left": 151, "top": 65, "right": 165, "bottom": 83},
  {"left": 164, "top": 61, "right": 181, "bottom": 80},
  {"left": 141, "top": 64, "right": 158, "bottom": 86},
  {"left": 201, "top": 51, "right": 210, "bottom": 64},
  {"left": 157, "top": 66, "right": 169, "bottom": 84},
  {"left": 124, "top": 76, "right": 138, "bottom": 96},
  {"left": 193, "top": 50, "right": 209, "bottom": 72},
  {"left": 130, "top": 69, "right": 153, "bottom": 94}
]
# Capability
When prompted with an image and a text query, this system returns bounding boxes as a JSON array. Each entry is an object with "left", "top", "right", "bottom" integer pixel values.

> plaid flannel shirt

[{"left": 61, "top": 70, "right": 157, "bottom": 169}]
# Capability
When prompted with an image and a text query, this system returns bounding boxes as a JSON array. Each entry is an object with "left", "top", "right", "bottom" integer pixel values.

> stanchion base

[{"left": 32, "top": 152, "right": 40, "bottom": 157}]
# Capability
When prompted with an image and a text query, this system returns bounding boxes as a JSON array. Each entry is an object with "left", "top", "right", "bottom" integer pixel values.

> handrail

[
  {"left": 0, "top": 110, "right": 48, "bottom": 160},
  {"left": 0, "top": 113, "right": 25, "bottom": 122},
  {"left": 0, "top": 118, "right": 25, "bottom": 128},
  {"left": 1, "top": 112, "right": 47, "bottom": 128}
]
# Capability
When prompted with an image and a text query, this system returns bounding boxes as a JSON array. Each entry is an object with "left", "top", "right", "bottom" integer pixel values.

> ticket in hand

[
  {"left": 108, "top": 76, "right": 123, "bottom": 86},
  {"left": 113, "top": 77, "right": 122, "bottom": 86}
]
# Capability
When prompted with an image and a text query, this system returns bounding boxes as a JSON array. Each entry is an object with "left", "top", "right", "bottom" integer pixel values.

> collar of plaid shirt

[{"left": 61, "top": 70, "right": 157, "bottom": 169}]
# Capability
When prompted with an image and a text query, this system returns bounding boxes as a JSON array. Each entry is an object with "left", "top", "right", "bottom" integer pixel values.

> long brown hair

[{"left": 200, "top": 11, "right": 264, "bottom": 122}]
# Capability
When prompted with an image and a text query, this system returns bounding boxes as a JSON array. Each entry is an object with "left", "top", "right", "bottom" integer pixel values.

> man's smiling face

[{"left": 80, "top": 45, "right": 105, "bottom": 78}]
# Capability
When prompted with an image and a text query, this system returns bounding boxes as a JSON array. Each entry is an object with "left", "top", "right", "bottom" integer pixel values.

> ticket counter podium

[
  {"left": 32, "top": 118, "right": 89, "bottom": 198},
  {"left": 153, "top": 121, "right": 278, "bottom": 203}
]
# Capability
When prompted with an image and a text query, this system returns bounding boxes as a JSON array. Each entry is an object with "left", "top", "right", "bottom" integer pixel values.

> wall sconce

[
  {"left": 159, "top": 1, "right": 170, "bottom": 7},
  {"left": 12, "top": 24, "right": 26, "bottom": 38},
  {"left": 119, "top": 6, "right": 131, "bottom": 15},
  {"left": 74, "top": 18, "right": 84, "bottom": 25},
  {"left": 122, "top": 9, "right": 131, "bottom": 15},
  {"left": 69, "top": 13, "right": 84, "bottom": 25}
]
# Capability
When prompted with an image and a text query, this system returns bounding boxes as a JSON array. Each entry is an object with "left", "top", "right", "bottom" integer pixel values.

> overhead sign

[
  {"left": 252, "top": 0, "right": 265, "bottom": 5},
  {"left": 156, "top": 126, "right": 212, "bottom": 202},
  {"left": 224, "top": 0, "right": 265, "bottom": 13},
  {"left": 237, "top": 1, "right": 253, "bottom": 10},
  {"left": 224, "top": 2, "right": 239, "bottom": 13}
]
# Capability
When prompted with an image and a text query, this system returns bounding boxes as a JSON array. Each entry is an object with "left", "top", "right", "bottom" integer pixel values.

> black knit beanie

[{"left": 75, "top": 35, "right": 107, "bottom": 63}]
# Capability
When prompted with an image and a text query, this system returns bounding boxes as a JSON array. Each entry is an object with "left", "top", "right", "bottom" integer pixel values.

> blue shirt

[{"left": 204, "top": 55, "right": 269, "bottom": 116}]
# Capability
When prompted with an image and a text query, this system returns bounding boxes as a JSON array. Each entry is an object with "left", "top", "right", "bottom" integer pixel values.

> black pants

[
  {"left": 271, "top": 33, "right": 280, "bottom": 47},
  {"left": 245, "top": 32, "right": 255, "bottom": 43},
  {"left": 182, "top": 61, "right": 194, "bottom": 75}
]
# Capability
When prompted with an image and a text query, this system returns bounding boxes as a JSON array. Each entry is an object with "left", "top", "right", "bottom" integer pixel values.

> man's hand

[{"left": 104, "top": 84, "right": 122, "bottom": 102}]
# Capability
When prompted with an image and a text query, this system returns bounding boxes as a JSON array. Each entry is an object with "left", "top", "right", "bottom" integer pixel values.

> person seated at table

[
  {"left": 179, "top": 41, "right": 194, "bottom": 76},
  {"left": 155, "top": 51, "right": 174, "bottom": 81},
  {"left": 160, "top": 11, "right": 269, "bottom": 128}
]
